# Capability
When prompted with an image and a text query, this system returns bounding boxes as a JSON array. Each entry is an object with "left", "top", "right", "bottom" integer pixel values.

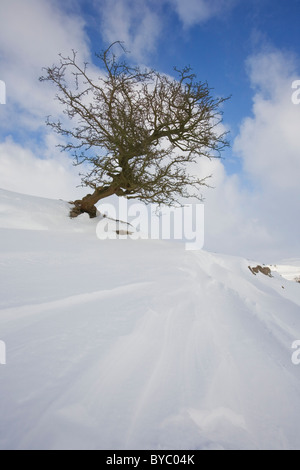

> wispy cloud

[
  {"left": 96, "top": 0, "right": 238, "bottom": 60},
  {"left": 97, "top": 0, "right": 162, "bottom": 61},
  {"left": 166, "top": 0, "right": 238, "bottom": 27}
]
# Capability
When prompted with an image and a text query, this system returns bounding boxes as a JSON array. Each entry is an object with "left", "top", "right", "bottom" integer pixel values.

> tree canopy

[{"left": 40, "top": 42, "right": 229, "bottom": 218}]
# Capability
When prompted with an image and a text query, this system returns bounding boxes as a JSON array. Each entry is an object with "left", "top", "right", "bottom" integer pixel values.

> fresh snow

[{"left": 0, "top": 188, "right": 300, "bottom": 450}]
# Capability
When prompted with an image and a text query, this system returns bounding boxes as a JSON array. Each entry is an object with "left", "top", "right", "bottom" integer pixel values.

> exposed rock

[{"left": 248, "top": 265, "right": 272, "bottom": 277}]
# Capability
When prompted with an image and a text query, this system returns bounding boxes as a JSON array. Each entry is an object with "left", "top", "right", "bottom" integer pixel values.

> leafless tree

[{"left": 40, "top": 42, "right": 229, "bottom": 218}]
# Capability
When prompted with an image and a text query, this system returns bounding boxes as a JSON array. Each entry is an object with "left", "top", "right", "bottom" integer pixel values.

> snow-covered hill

[{"left": 0, "top": 188, "right": 300, "bottom": 450}]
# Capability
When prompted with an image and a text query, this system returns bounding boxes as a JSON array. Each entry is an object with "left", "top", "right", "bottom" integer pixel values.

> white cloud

[
  {"left": 0, "top": 137, "right": 85, "bottom": 200},
  {"left": 184, "top": 49, "right": 300, "bottom": 261},
  {"left": 0, "top": 0, "right": 91, "bottom": 201},
  {"left": 185, "top": 156, "right": 275, "bottom": 261},
  {"left": 96, "top": 0, "right": 237, "bottom": 59},
  {"left": 0, "top": 0, "right": 90, "bottom": 130},
  {"left": 98, "top": 0, "right": 162, "bottom": 61},
  {"left": 231, "top": 50, "right": 300, "bottom": 260},
  {"left": 235, "top": 51, "right": 300, "bottom": 191},
  {"left": 167, "top": 0, "right": 237, "bottom": 27}
]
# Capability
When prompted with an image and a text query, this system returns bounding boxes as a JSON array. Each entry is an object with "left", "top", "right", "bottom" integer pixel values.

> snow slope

[{"left": 0, "top": 188, "right": 300, "bottom": 450}]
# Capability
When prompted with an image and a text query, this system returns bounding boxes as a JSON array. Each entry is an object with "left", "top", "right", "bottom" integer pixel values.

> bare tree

[{"left": 40, "top": 42, "right": 229, "bottom": 218}]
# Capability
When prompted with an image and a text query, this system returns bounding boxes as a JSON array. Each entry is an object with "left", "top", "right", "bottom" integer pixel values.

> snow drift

[{"left": 0, "top": 188, "right": 300, "bottom": 450}]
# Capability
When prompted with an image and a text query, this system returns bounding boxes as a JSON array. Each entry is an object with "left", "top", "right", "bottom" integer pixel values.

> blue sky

[{"left": 0, "top": 0, "right": 300, "bottom": 260}]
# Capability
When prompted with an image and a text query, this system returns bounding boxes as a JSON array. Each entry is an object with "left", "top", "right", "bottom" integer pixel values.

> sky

[{"left": 0, "top": 0, "right": 300, "bottom": 261}]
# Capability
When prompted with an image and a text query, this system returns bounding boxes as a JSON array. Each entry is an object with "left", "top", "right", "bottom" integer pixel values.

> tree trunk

[{"left": 69, "top": 185, "right": 117, "bottom": 218}]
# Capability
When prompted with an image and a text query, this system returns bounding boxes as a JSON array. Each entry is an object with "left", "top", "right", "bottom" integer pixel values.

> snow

[
  {"left": 268, "top": 261, "right": 300, "bottom": 283},
  {"left": 0, "top": 188, "right": 300, "bottom": 450}
]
